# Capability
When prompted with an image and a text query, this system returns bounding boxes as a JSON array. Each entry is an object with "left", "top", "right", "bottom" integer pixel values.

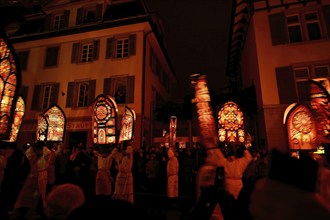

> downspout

[{"left": 141, "top": 29, "right": 153, "bottom": 150}]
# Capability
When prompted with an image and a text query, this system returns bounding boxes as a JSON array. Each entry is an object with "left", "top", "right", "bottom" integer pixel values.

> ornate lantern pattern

[{"left": 119, "top": 106, "right": 136, "bottom": 143}]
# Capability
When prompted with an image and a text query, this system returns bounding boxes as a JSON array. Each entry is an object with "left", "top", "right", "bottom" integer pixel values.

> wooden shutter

[
  {"left": 63, "top": 10, "right": 70, "bottom": 28},
  {"left": 20, "top": 86, "right": 28, "bottom": 102},
  {"left": 275, "top": 66, "right": 297, "bottom": 104},
  {"left": 31, "top": 85, "right": 41, "bottom": 110},
  {"left": 106, "top": 38, "right": 114, "bottom": 59},
  {"left": 66, "top": 82, "right": 75, "bottom": 107},
  {"left": 44, "top": 14, "right": 52, "bottom": 31},
  {"left": 18, "top": 51, "right": 29, "bottom": 71},
  {"left": 268, "top": 12, "right": 288, "bottom": 45},
  {"left": 50, "top": 83, "right": 60, "bottom": 106},
  {"left": 126, "top": 76, "right": 135, "bottom": 103},
  {"left": 76, "top": 7, "right": 84, "bottom": 25},
  {"left": 88, "top": 80, "right": 96, "bottom": 105},
  {"left": 322, "top": 5, "right": 330, "bottom": 38},
  {"left": 93, "top": 39, "right": 100, "bottom": 60},
  {"left": 103, "top": 78, "right": 112, "bottom": 94},
  {"left": 71, "top": 43, "right": 80, "bottom": 63},
  {"left": 45, "top": 46, "right": 59, "bottom": 67},
  {"left": 95, "top": 4, "right": 103, "bottom": 21},
  {"left": 129, "top": 34, "right": 136, "bottom": 56}
]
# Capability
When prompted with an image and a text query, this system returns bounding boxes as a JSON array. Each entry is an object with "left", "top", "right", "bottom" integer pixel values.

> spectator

[
  {"left": 145, "top": 153, "right": 159, "bottom": 193},
  {"left": 167, "top": 147, "right": 179, "bottom": 206}
]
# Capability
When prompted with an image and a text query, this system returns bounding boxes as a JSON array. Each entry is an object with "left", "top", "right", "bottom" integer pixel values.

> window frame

[
  {"left": 44, "top": 46, "right": 59, "bottom": 68},
  {"left": 285, "top": 7, "right": 324, "bottom": 43},
  {"left": 17, "top": 50, "right": 30, "bottom": 71}
]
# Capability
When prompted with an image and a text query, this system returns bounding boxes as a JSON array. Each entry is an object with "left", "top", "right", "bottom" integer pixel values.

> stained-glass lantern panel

[
  {"left": 44, "top": 105, "right": 66, "bottom": 142},
  {"left": 37, "top": 115, "right": 48, "bottom": 141},
  {"left": 0, "top": 36, "right": 19, "bottom": 139},
  {"left": 92, "top": 95, "right": 118, "bottom": 145},
  {"left": 9, "top": 96, "right": 25, "bottom": 142},
  {"left": 286, "top": 104, "right": 317, "bottom": 150},
  {"left": 309, "top": 80, "right": 330, "bottom": 144},
  {"left": 119, "top": 106, "right": 136, "bottom": 143},
  {"left": 217, "top": 101, "right": 245, "bottom": 144}
]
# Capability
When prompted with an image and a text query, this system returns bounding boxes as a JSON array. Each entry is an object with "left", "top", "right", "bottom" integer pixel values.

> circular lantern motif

[{"left": 292, "top": 111, "right": 312, "bottom": 134}]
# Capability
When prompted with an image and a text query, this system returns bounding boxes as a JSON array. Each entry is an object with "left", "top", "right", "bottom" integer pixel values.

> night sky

[{"left": 145, "top": 0, "right": 234, "bottom": 100}]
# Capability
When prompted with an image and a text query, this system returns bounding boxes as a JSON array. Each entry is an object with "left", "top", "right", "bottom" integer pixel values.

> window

[
  {"left": 71, "top": 40, "right": 99, "bottom": 63},
  {"left": 45, "top": 46, "right": 59, "bottom": 67},
  {"left": 81, "top": 43, "right": 94, "bottom": 62},
  {"left": 44, "top": 10, "right": 69, "bottom": 31},
  {"left": 54, "top": 13, "right": 65, "bottom": 30},
  {"left": 287, "top": 14, "right": 303, "bottom": 43},
  {"left": 76, "top": 4, "right": 103, "bottom": 25},
  {"left": 293, "top": 65, "right": 330, "bottom": 102},
  {"left": 66, "top": 80, "right": 96, "bottom": 108},
  {"left": 304, "top": 12, "right": 321, "bottom": 40},
  {"left": 31, "top": 83, "right": 60, "bottom": 110},
  {"left": 116, "top": 38, "right": 129, "bottom": 58},
  {"left": 17, "top": 51, "right": 29, "bottom": 70},
  {"left": 78, "top": 82, "right": 89, "bottom": 107},
  {"left": 103, "top": 76, "right": 135, "bottom": 104},
  {"left": 105, "top": 34, "right": 136, "bottom": 59},
  {"left": 269, "top": 5, "right": 329, "bottom": 45}
]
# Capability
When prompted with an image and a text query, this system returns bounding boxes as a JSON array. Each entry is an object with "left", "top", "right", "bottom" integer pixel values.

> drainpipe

[{"left": 141, "top": 29, "right": 153, "bottom": 150}]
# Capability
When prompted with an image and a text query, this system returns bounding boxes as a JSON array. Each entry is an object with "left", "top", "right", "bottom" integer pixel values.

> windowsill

[{"left": 287, "top": 38, "right": 329, "bottom": 46}]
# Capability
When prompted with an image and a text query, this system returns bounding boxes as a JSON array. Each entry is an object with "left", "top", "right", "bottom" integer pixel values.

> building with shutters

[
  {"left": 227, "top": 0, "right": 330, "bottom": 152},
  {"left": 5, "top": 0, "right": 176, "bottom": 149}
]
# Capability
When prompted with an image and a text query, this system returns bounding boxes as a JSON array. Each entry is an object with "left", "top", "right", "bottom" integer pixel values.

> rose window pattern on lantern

[
  {"left": 37, "top": 115, "right": 48, "bottom": 141},
  {"left": 93, "top": 95, "right": 117, "bottom": 145},
  {"left": 217, "top": 101, "right": 245, "bottom": 143}
]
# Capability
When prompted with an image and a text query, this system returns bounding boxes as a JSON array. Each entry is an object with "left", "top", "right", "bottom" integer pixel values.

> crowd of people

[{"left": 0, "top": 140, "right": 329, "bottom": 220}]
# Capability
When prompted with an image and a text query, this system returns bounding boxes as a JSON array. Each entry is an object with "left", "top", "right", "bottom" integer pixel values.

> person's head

[
  {"left": 227, "top": 151, "right": 236, "bottom": 161},
  {"left": 45, "top": 183, "right": 85, "bottom": 220}
]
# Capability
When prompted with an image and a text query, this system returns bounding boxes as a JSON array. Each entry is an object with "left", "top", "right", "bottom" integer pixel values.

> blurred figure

[
  {"left": 55, "top": 144, "right": 71, "bottom": 184},
  {"left": 13, "top": 141, "right": 51, "bottom": 218},
  {"left": 112, "top": 145, "right": 134, "bottom": 203},
  {"left": 95, "top": 147, "right": 116, "bottom": 197},
  {"left": 0, "top": 142, "right": 30, "bottom": 219},
  {"left": 145, "top": 153, "right": 159, "bottom": 193},
  {"left": 249, "top": 178, "right": 330, "bottom": 220},
  {"left": 167, "top": 147, "right": 179, "bottom": 205},
  {"left": 45, "top": 183, "right": 85, "bottom": 220}
]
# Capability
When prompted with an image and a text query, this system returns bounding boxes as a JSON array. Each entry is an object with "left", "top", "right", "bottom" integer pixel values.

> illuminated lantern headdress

[{"left": 0, "top": 32, "right": 22, "bottom": 142}]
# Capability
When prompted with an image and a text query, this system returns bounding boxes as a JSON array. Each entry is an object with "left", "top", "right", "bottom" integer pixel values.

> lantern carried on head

[{"left": 0, "top": 32, "right": 23, "bottom": 143}]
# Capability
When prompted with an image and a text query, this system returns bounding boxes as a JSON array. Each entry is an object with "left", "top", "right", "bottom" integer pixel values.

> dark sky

[{"left": 145, "top": 0, "right": 234, "bottom": 100}]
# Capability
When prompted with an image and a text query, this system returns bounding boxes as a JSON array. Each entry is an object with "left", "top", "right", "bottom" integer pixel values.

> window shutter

[
  {"left": 18, "top": 51, "right": 29, "bottom": 71},
  {"left": 127, "top": 76, "right": 135, "bottom": 103},
  {"left": 268, "top": 12, "right": 288, "bottom": 45},
  {"left": 71, "top": 43, "right": 80, "bottom": 63},
  {"left": 322, "top": 5, "right": 330, "bottom": 38},
  {"left": 66, "top": 82, "right": 75, "bottom": 107},
  {"left": 45, "top": 46, "right": 59, "bottom": 67},
  {"left": 63, "top": 10, "right": 70, "bottom": 28},
  {"left": 76, "top": 7, "right": 84, "bottom": 25},
  {"left": 129, "top": 34, "right": 136, "bottom": 56},
  {"left": 20, "top": 86, "right": 28, "bottom": 102},
  {"left": 95, "top": 4, "right": 103, "bottom": 21},
  {"left": 106, "top": 38, "right": 114, "bottom": 59},
  {"left": 275, "top": 66, "right": 297, "bottom": 104},
  {"left": 44, "top": 14, "right": 52, "bottom": 31},
  {"left": 88, "top": 80, "right": 96, "bottom": 105},
  {"left": 93, "top": 39, "right": 100, "bottom": 60},
  {"left": 103, "top": 78, "right": 112, "bottom": 94},
  {"left": 50, "top": 83, "right": 60, "bottom": 106},
  {"left": 31, "top": 85, "right": 41, "bottom": 110}
]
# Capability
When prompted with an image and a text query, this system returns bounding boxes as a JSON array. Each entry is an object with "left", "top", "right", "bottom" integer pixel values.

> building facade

[
  {"left": 227, "top": 0, "right": 330, "bottom": 152},
  {"left": 6, "top": 0, "right": 176, "bottom": 149}
]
